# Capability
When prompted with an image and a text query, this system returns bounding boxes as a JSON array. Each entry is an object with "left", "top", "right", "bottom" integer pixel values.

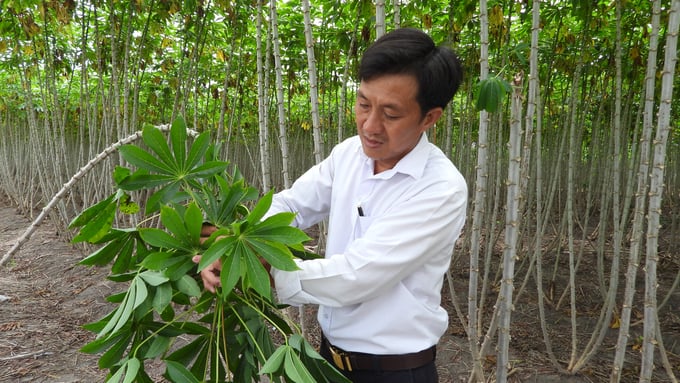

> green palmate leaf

[
  {"left": 142, "top": 125, "right": 177, "bottom": 172},
  {"left": 175, "top": 274, "right": 201, "bottom": 297},
  {"left": 146, "top": 181, "right": 182, "bottom": 214},
  {"left": 243, "top": 248, "right": 273, "bottom": 300},
  {"left": 71, "top": 194, "right": 117, "bottom": 243},
  {"left": 117, "top": 172, "right": 176, "bottom": 191},
  {"left": 139, "top": 228, "right": 186, "bottom": 251},
  {"left": 184, "top": 132, "right": 211, "bottom": 170},
  {"left": 290, "top": 244, "right": 322, "bottom": 260},
  {"left": 166, "top": 335, "right": 209, "bottom": 366},
  {"left": 287, "top": 334, "right": 349, "bottom": 383},
  {"left": 170, "top": 117, "right": 187, "bottom": 169},
  {"left": 79, "top": 235, "right": 128, "bottom": 266},
  {"left": 253, "top": 211, "right": 295, "bottom": 231},
  {"left": 284, "top": 350, "right": 316, "bottom": 383},
  {"left": 133, "top": 277, "right": 149, "bottom": 310},
  {"left": 251, "top": 221, "right": 311, "bottom": 245},
  {"left": 160, "top": 205, "right": 190, "bottom": 244},
  {"left": 80, "top": 331, "right": 127, "bottom": 354},
  {"left": 165, "top": 360, "right": 200, "bottom": 383},
  {"left": 259, "top": 344, "right": 288, "bottom": 375},
  {"left": 245, "top": 238, "right": 298, "bottom": 271},
  {"left": 140, "top": 251, "right": 183, "bottom": 270},
  {"left": 197, "top": 176, "right": 258, "bottom": 227},
  {"left": 220, "top": 247, "right": 242, "bottom": 295},
  {"left": 139, "top": 270, "right": 169, "bottom": 286},
  {"left": 106, "top": 364, "right": 126, "bottom": 383},
  {"left": 152, "top": 282, "right": 173, "bottom": 314},
  {"left": 122, "top": 358, "right": 141, "bottom": 383},
  {"left": 184, "top": 203, "right": 203, "bottom": 243},
  {"left": 113, "top": 166, "right": 132, "bottom": 185},
  {"left": 186, "top": 160, "right": 230, "bottom": 179},
  {"left": 247, "top": 190, "right": 273, "bottom": 224},
  {"left": 198, "top": 234, "right": 236, "bottom": 271},
  {"left": 69, "top": 193, "right": 116, "bottom": 229},
  {"left": 144, "top": 336, "right": 171, "bottom": 359},
  {"left": 99, "top": 277, "right": 141, "bottom": 338},
  {"left": 120, "top": 144, "right": 175, "bottom": 175},
  {"left": 111, "top": 234, "right": 136, "bottom": 274},
  {"left": 99, "top": 333, "right": 133, "bottom": 369},
  {"left": 476, "top": 75, "right": 511, "bottom": 113},
  {"left": 164, "top": 257, "right": 196, "bottom": 281}
]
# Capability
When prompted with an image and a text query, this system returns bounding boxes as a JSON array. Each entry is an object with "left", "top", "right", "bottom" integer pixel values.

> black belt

[{"left": 320, "top": 335, "right": 436, "bottom": 372}]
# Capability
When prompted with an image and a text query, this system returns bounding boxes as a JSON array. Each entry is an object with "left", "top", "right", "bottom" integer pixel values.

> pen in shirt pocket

[{"left": 357, "top": 204, "right": 365, "bottom": 217}]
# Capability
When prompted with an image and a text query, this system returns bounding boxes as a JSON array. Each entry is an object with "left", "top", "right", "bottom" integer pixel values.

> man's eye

[{"left": 385, "top": 114, "right": 399, "bottom": 120}]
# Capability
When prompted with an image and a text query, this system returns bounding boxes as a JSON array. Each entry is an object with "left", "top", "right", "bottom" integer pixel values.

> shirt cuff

[{"left": 271, "top": 261, "right": 303, "bottom": 305}]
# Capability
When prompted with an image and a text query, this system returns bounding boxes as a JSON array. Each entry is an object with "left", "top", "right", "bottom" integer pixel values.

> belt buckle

[{"left": 329, "top": 345, "right": 353, "bottom": 372}]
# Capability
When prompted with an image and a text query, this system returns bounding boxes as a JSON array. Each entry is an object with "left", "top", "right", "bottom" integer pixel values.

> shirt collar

[{"left": 358, "top": 133, "right": 430, "bottom": 180}]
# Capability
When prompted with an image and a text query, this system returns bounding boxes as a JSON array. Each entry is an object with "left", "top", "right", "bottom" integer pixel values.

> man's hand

[
  {"left": 192, "top": 255, "right": 222, "bottom": 293},
  {"left": 192, "top": 223, "right": 222, "bottom": 293},
  {"left": 192, "top": 222, "right": 275, "bottom": 294}
]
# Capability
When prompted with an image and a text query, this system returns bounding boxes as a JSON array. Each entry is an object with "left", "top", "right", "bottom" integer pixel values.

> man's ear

[{"left": 421, "top": 107, "right": 444, "bottom": 131}]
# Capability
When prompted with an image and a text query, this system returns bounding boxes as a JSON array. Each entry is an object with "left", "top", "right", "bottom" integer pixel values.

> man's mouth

[{"left": 362, "top": 136, "right": 383, "bottom": 148}]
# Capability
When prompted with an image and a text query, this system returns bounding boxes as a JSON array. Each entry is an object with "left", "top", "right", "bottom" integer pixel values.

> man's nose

[{"left": 362, "top": 110, "right": 382, "bottom": 135}]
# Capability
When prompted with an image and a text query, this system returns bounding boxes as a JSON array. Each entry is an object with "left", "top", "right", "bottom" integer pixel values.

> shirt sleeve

[
  {"left": 272, "top": 180, "right": 467, "bottom": 307},
  {"left": 264, "top": 154, "right": 334, "bottom": 230}
]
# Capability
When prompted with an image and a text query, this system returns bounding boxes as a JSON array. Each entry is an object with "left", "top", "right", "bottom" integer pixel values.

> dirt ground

[{"left": 1, "top": 197, "right": 678, "bottom": 383}]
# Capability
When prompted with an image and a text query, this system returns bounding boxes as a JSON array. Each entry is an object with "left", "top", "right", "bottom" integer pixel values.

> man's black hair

[{"left": 358, "top": 28, "right": 463, "bottom": 117}]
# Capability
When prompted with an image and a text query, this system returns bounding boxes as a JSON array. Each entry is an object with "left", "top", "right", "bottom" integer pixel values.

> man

[{"left": 195, "top": 28, "right": 466, "bottom": 383}]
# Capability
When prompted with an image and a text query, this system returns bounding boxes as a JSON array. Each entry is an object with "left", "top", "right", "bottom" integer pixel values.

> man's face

[{"left": 355, "top": 74, "right": 442, "bottom": 173}]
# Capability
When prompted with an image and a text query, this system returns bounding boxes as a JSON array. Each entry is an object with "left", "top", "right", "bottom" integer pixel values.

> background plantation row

[{"left": 0, "top": 0, "right": 679, "bottom": 382}]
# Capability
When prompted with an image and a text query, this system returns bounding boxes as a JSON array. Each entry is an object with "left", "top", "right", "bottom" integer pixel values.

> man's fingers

[
  {"left": 201, "top": 223, "right": 218, "bottom": 236},
  {"left": 200, "top": 267, "right": 221, "bottom": 293}
]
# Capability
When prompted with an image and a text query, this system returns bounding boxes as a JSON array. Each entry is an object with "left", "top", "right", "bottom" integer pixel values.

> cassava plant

[{"left": 70, "top": 116, "right": 349, "bottom": 383}]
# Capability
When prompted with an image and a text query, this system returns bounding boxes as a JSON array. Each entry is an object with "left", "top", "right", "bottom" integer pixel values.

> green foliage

[
  {"left": 70, "top": 116, "right": 349, "bottom": 383},
  {"left": 475, "top": 75, "right": 512, "bottom": 113}
]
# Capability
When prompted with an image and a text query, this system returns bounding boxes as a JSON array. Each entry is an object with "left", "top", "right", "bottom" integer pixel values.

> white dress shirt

[{"left": 269, "top": 134, "right": 467, "bottom": 355}]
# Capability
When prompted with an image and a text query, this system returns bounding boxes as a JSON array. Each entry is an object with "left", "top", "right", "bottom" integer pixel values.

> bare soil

[{"left": 1, "top": 197, "right": 678, "bottom": 382}]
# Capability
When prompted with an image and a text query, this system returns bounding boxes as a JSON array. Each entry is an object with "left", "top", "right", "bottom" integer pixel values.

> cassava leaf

[
  {"left": 259, "top": 345, "right": 288, "bottom": 375},
  {"left": 120, "top": 144, "right": 174, "bottom": 175},
  {"left": 184, "top": 132, "right": 210, "bottom": 170},
  {"left": 71, "top": 195, "right": 117, "bottom": 243},
  {"left": 165, "top": 360, "right": 201, "bottom": 383},
  {"left": 170, "top": 117, "right": 187, "bottom": 170},
  {"left": 247, "top": 190, "right": 273, "bottom": 224}
]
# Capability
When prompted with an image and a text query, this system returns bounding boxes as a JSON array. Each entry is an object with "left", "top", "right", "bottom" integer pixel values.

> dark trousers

[{"left": 319, "top": 342, "right": 439, "bottom": 383}]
